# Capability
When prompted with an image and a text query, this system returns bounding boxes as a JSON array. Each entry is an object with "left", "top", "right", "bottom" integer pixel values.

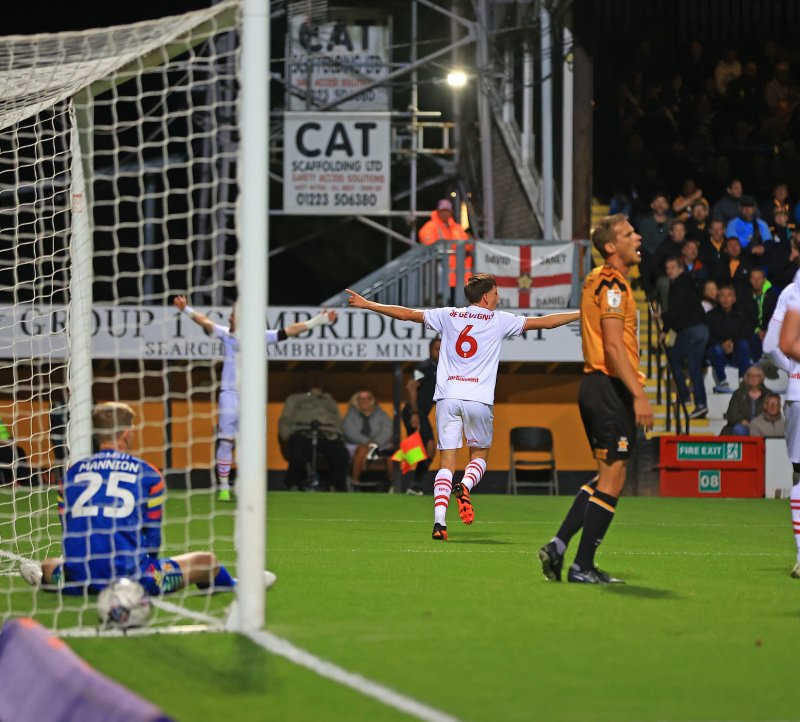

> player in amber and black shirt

[{"left": 538, "top": 214, "right": 654, "bottom": 584}]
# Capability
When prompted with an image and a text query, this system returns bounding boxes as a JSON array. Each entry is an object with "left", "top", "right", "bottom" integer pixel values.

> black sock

[
  {"left": 573, "top": 490, "right": 618, "bottom": 571},
  {"left": 555, "top": 480, "right": 597, "bottom": 547}
]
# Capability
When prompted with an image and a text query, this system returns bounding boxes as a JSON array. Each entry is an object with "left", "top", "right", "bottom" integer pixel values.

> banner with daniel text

[
  {"left": 0, "top": 306, "right": 582, "bottom": 362},
  {"left": 475, "top": 242, "right": 575, "bottom": 309}
]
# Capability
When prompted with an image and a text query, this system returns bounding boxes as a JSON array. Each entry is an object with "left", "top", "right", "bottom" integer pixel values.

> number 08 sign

[{"left": 283, "top": 112, "right": 391, "bottom": 215}]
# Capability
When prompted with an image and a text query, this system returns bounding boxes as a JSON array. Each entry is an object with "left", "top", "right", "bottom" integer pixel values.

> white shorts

[
  {"left": 217, "top": 389, "right": 239, "bottom": 441},
  {"left": 435, "top": 399, "right": 494, "bottom": 450},
  {"left": 785, "top": 400, "right": 800, "bottom": 463}
]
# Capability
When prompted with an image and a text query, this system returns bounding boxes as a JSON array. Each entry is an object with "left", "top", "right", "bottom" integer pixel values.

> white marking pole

[{"left": 236, "top": 0, "right": 269, "bottom": 632}]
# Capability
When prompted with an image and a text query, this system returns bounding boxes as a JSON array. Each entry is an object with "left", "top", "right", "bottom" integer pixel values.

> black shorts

[
  {"left": 401, "top": 404, "right": 434, "bottom": 445},
  {"left": 578, "top": 372, "right": 637, "bottom": 462}
]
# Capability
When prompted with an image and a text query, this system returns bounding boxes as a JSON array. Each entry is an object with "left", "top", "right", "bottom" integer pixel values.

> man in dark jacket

[
  {"left": 661, "top": 258, "right": 710, "bottom": 418},
  {"left": 713, "top": 236, "right": 752, "bottom": 292},
  {"left": 705, "top": 285, "right": 755, "bottom": 392}
]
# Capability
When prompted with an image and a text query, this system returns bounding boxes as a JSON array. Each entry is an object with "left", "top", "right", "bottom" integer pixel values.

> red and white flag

[{"left": 474, "top": 242, "right": 574, "bottom": 308}]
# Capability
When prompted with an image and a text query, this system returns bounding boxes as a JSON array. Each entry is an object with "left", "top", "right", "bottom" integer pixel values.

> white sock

[
  {"left": 461, "top": 458, "right": 487, "bottom": 492},
  {"left": 791, "top": 483, "right": 800, "bottom": 564},
  {"left": 433, "top": 469, "right": 453, "bottom": 526},
  {"left": 217, "top": 439, "right": 234, "bottom": 492}
]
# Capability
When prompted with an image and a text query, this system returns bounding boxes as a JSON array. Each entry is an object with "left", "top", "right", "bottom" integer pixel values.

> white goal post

[{"left": 0, "top": 0, "right": 268, "bottom": 634}]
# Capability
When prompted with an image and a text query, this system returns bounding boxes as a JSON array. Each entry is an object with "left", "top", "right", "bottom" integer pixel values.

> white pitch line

[
  {"left": 246, "top": 629, "right": 462, "bottom": 722},
  {"left": 150, "top": 600, "right": 462, "bottom": 722}
]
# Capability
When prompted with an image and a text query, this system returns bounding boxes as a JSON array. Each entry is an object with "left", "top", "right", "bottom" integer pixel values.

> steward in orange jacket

[{"left": 418, "top": 199, "right": 472, "bottom": 288}]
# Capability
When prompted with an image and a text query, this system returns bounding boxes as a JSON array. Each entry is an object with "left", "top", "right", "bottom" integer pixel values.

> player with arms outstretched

[
  {"left": 347, "top": 275, "right": 580, "bottom": 540},
  {"left": 19, "top": 402, "right": 275, "bottom": 594},
  {"left": 538, "top": 214, "right": 654, "bottom": 584},
  {"left": 174, "top": 296, "right": 336, "bottom": 500}
]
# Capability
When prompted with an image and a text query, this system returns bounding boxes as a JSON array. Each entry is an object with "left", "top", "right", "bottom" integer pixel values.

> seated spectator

[
  {"left": 765, "top": 208, "right": 797, "bottom": 287},
  {"left": 671, "top": 179, "right": 703, "bottom": 219},
  {"left": 342, "top": 390, "right": 393, "bottom": 484},
  {"left": 720, "top": 366, "right": 768, "bottom": 435},
  {"left": 681, "top": 238, "right": 708, "bottom": 288},
  {"left": 725, "top": 196, "right": 771, "bottom": 251},
  {"left": 699, "top": 219, "right": 727, "bottom": 278},
  {"left": 748, "top": 392, "right": 785, "bottom": 437},
  {"left": 712, "top": 178, "right": 745, "bottom": 224},
  {"left": 706, "top": 285, "right": 754, "bottom": 392},
  {"left": 653, "top": 218, "right": 687, "bottom": 309},
  {"left": 761, "top": 181, "right": 791, "bottom": 226},
  {"left": 278, "top": 380, "right": 349, "bottom": 491},
  {"left": 701, "top": 279, "right": 718, "bottom": 313},
  {"left": 714, "top": 49, "right": 742, "bottom": 97},
  {"left": 713, "top": 236, "right": 752, "bottom": 292},
  {"left": 685, "top": 198, "right": 710, "bottom": 245},
  {"left": 660, "top": 257, "right": 710, "bottom": 419},
  {"left": 636, "top": 191, "right": 673, "bottom": 256}
]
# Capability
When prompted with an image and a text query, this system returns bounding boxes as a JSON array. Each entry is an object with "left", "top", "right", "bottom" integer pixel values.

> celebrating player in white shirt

[
  {"left": 174, "top": 296, "right": 336, "bottom": 500},
  {"left": 763, "top": 271, "right": 800, "bottom": 578},
  {"left": 347, "top": 274, "right": 580, "bottom": 540}
]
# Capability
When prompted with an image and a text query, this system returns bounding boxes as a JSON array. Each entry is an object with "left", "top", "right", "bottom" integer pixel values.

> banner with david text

[{"left": 475, "top": 242, "right": 575, "bottom": 309}]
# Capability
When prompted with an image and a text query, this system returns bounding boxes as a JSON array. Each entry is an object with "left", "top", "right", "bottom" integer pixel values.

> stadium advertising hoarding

[
  {"left": 283, "top": 112, "right": 391, "bottom": 215},
  {"left": 475, "top": 242, "right": 575, "bottom": 309},
  {"left": 0, "top": 306, "right": 581, "bottom": 362},
  {"left": 286, "top": 9, "right": 391, "bottom": 111}
]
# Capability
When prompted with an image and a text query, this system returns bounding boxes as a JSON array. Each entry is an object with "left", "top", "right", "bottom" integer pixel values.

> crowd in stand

[
  {"left": 640, "top": 180, "right": 795, "bottom": 423},
  {"left": 602, "top": 38, "right": 800, "bottom": 430}
]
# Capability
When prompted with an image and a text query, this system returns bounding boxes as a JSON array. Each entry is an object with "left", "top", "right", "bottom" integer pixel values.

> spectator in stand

[
  {"left": 714, "top": 49, "right": 742, "bottom": 97},
  {"left": 765, "top": 207, "right": 797, "bottom": 287},
  {"left": 685, "top": 198, "right": 710, "bottom": 244},
  {"left": 714, "top": 236, "right": 752, "bottom": 293},
  {"left": 727, "top": 60, "right": 764, "bottom": 124},
  {"left": 712, "top": 178, "right": 745, "bottom": 224},
  {"left": 726, "top": 196, "right": 771, "bottom": 251},
  {"left": 653, "top": 218, "right": 687, "bottom": 309},
  {"left": 719, "top": 365, "right": 768, "bottom": 435},
  {"left": 681, "top": 40, "right": 712, "bottom": 99},
  {"left": 342, "top": 390, "right": 393, "bottom": 486},
  {"left": 418, "top": 198, "right": 471, "bottom": 294},
  {"left": 765, "top": 61, "right": 797, "bottom": 116},
  {"left": 699, "top": 219, "right": 727, "bottom": 277},
  {"left": 671, "top": 180, "right": 703, "bottom": 220},
  {"left": 279, "top": 380, "right": 350, "bottom": 492},
  {"left": 660, "top": 257, "right": 710, "bottom": 419},
  {"left": 761, "top": 181, "right": 791, "bottom": 226},
  {"left": 706, "top": 285, "right": 755, "bottom": 393},
  {"left": 636, "top": 191, "right": 673, "bottom": 255},
  {"left": 681, "top": 238, "right": 708, "bottom": 288},
  {"left": 701, "top": 279, "right": 719, "bottom": 313},
  {"left": 738, "top": 267, "right": 778, "bottom": 362},
  {"left": 749, "top": 392, "right": 786, "bottom": 438}
]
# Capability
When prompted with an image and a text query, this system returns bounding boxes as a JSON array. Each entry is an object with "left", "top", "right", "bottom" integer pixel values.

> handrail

[
  {"left": 324, "top": 238, "right": 592, "bottom": 308},
  {"left": 647, "top": 299, "right": 690, "bottom": 434}
]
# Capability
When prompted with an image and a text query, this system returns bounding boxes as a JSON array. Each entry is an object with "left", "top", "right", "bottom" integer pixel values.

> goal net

[{"left": 0, "top": 2, "right": 252, "bottom": 633}]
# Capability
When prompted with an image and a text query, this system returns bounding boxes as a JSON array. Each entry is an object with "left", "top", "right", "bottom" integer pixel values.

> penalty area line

[{"left": 247, "top": 629, "right": 462, "bottom": 722}]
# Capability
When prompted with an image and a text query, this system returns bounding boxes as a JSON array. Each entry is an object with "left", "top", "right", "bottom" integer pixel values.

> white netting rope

[{"left": 0, "top": 3, "right": 243, "bottom": 632}]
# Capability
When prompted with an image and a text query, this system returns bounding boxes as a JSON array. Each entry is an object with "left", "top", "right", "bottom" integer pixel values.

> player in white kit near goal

[{"left": 347, "top": 274, "right": 580, "bottom": 539}]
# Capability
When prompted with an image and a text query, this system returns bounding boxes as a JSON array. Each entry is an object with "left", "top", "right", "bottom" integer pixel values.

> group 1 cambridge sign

[{"left": 283, "top": 112, "right": 390, "bottom": 215}]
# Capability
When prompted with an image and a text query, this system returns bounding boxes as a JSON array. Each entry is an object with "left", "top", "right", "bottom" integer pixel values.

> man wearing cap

[
  {"left": 726, "top": 196, "right": 771, "bottom": 251},
  {"left": 418, "top": 198, "right": 471, "bottom": 295},
  {"left": 685, "top": 197, "right": 710, "bottom": 245}
]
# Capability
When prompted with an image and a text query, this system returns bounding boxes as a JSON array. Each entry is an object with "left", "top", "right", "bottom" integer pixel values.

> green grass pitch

[{"left": 7, "top": 491, "right": 800, "bottom": 721}]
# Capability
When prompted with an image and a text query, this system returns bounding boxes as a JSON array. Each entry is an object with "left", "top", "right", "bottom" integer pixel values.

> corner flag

[{"left": 392, "top": 431, "right": 428, "bottom": 474}]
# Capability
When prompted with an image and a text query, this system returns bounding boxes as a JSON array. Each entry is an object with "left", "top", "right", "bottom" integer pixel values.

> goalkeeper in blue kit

[{"left": 20, "top": 402, "right": 275, "bottom": 594}]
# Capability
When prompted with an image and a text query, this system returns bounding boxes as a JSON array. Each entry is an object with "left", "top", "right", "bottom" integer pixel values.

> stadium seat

[{"left": 507, "top": 426, "right": 559, "bottom": 495}]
